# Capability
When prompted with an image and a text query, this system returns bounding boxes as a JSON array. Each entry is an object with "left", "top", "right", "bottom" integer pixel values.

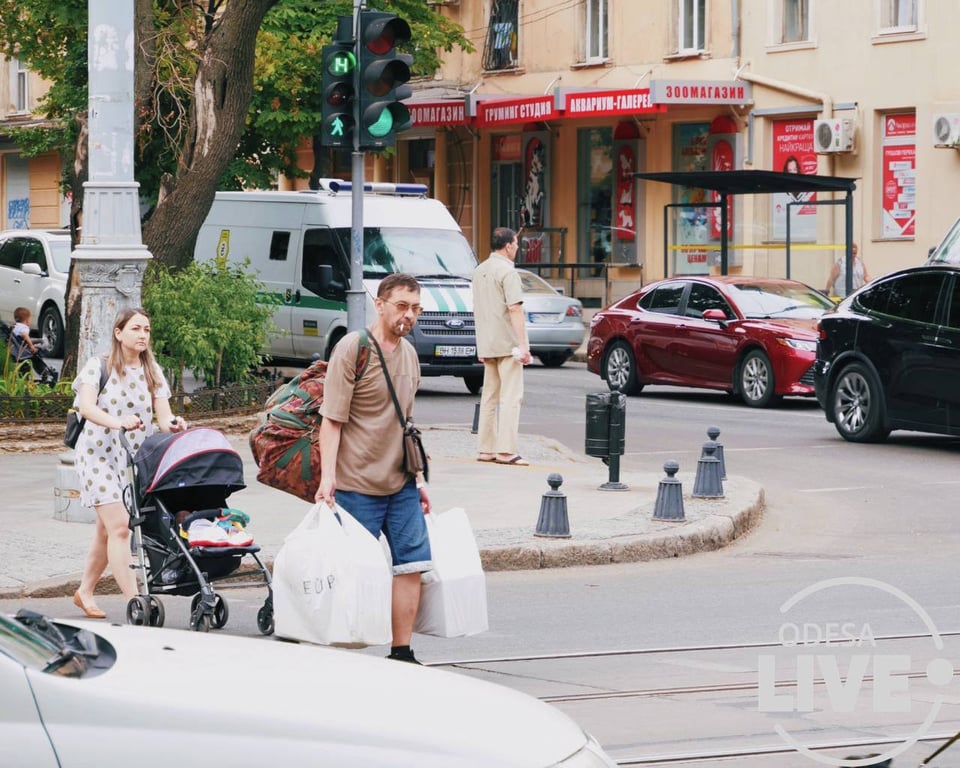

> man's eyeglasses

[{"left": 382, "top": 298, "right": 423, "bottom": 316}]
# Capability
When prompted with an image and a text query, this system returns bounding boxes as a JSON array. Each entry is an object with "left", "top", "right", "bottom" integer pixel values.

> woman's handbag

[
  {"left": 370, "top": 333, "right": 429, "bottom": 482},
  {"left": 64, "top": 357, "right": 110, "bottom": 448}
]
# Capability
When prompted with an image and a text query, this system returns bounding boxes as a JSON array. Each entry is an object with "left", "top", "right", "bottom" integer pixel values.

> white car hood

[{"left": 28, "top": 622, "right": 586, "bottom": 768}]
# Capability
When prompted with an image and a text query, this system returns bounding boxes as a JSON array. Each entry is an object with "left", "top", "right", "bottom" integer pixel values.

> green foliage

[
  {"left": 0, "top": 353, "right": 71, "bottom": 418},
  {"left": 143, "top": 260, "right": 279, "bottom": 390}
]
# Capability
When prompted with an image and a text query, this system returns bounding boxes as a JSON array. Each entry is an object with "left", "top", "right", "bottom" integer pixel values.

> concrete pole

[{"left": 73, "top": 0, "right": 151, "bottom": 364}]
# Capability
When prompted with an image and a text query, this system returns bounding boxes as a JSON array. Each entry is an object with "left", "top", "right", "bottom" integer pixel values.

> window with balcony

[
  {"left": 585, "top": 0, "right": 608, "bottom": 62},
  {"left": 677, "top": 0, "right": 706, "bottom": 53},
  {"left": 482, "top": 0, "right": 519, "bottom": 72}
]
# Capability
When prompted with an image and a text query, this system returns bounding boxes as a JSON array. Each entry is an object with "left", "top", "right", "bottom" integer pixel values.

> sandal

[
  {"left": 477, "top": 454, "right": 496, "bottom": 462},
  {"left": 494, "top": 454, "right": 529, "bottom": 466}
]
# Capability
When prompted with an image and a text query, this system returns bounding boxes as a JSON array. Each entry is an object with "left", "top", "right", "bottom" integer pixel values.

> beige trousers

[{"left": 477, "top": 356, "right": 524, "bottom": 455}]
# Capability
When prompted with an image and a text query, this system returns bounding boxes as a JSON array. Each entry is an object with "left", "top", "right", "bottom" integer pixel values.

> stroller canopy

[{"left": 136, "top": 427, "right": 246, "bottom": 498}]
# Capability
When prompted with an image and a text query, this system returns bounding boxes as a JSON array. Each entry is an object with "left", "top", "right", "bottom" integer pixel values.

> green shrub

[{"left": 144, "top": 259, "right": 278, "bottom": 390}]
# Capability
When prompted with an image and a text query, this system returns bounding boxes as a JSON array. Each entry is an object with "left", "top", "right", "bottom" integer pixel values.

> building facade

[{"left": 386, "top": 0, "right": 960, "bottom": 304}]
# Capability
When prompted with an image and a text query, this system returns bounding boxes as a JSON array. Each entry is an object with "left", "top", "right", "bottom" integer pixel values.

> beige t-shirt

[
  {"left": 472, "top": 252, "right": 524, "bottom": 358},
  {"left": 320, "top": 331, "right": 420, "bottom": 495}
]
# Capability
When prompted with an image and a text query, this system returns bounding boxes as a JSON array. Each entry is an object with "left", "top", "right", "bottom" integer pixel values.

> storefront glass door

[
  {"left": 492, "top": 161, "right": 522, "bottom": 231},
  {"left": 577, "top": 128, "right": 613, "bottom": 277}
]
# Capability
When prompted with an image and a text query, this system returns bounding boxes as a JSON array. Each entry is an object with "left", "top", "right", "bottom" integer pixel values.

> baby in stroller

[{"left": 3, "top": 307, "right": 58, "bottom": 385}]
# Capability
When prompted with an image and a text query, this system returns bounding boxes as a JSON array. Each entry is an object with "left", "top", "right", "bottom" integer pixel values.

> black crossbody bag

[
  {"left": 64, "top": 357, "right": 110, "bottom": 448},
  {"left": 369, "top": 333, "right": 429, "bottom": 483}
]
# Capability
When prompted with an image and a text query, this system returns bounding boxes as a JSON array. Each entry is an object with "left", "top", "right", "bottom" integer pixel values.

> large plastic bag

[
  {"left": 273, "top": 503, "right": 392, "bottom": 647},
  {"left": 414, "top": 507, "right": 488, "bottom": 638}
]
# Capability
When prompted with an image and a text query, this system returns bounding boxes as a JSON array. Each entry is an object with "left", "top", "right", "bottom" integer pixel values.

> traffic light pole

[{"left": 348, "top": 0, "right": 365, "bottom": 334}]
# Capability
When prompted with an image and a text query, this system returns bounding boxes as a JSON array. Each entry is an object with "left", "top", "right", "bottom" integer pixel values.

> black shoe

[{"left": 387, "top": 649, "right": 422, "bottom": 665}]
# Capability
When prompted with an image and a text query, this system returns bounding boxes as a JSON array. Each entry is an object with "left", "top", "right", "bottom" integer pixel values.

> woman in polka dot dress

[{"left": 71, "top": 307, "right": 187, "bottom": 619}]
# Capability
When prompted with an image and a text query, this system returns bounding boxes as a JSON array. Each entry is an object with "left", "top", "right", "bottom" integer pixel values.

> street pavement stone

[{"left": 0, "top": 423, "right": 764, "bottom": 598}]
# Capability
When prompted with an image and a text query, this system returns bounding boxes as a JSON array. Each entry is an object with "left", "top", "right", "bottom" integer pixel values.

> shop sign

[
  {"left": 492, "top": 134, "right": 522, "bottom": 162},
  {"left": 405, "top": 101, "right": 467, "bottom": 127},
  {"left": 563, "top": 89, "right": 663, "bottom": 118},
  {"left": 650, "top": 79, "right": 752, "bottom": 105},
  {"left": 475, "top": 95, "right": 558, "bottom": 127}
]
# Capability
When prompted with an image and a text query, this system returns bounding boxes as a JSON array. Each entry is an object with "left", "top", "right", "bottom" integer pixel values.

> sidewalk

[{"left": 0, "top": 425, "right": 763, "bottom": 598}]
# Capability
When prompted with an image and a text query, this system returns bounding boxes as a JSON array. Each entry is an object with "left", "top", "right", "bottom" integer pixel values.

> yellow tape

[{"left": 669, "top": 243, "right": 848, "bottom": 251}]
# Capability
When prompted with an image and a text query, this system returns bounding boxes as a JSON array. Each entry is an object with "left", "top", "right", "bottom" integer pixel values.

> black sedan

[{"left": 815, "top": 264, "right": 960, "bottom": 442}]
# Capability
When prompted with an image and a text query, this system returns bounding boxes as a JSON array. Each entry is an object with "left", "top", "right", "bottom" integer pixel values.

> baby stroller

[
  {"left": 0, "top": 320, "right": 58, "bottom": 385},
  {"left": 121, "top": 427, "right": 274, "bottom": 634}
]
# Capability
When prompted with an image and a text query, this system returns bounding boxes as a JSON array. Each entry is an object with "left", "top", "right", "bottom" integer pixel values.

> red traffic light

[{"left": 362, "top": 15, "right": 411, "bottom": 55}]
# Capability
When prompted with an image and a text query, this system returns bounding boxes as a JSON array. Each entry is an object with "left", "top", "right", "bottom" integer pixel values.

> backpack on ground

[{"left": 249, "top": 332, "right": 370, "bottom": 502}]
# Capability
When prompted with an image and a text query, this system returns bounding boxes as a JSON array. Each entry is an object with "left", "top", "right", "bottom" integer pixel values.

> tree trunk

[
  {"left": 142, "top": 1, "right": 277, "bottom": 269},
  {"left": 62, "top": 111, "right": 89, "bottom": 381}
]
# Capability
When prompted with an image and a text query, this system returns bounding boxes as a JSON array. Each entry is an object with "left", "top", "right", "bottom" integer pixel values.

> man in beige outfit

[{"left": 472, "top": 227, "right": 532, "bottom": 465}]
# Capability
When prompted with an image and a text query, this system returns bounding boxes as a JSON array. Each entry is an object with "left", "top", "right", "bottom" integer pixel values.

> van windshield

[{"left": 335, "top": 228, "right": 477, "bottom": 279}]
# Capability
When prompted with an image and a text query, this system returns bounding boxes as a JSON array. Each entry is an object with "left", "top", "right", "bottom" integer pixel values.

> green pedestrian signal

[
  {"left": 320, "top": 39, "right": 356, "bottom": 148},
  {"left": 357, "top": 11, "right": 414, "bottom": 151}
]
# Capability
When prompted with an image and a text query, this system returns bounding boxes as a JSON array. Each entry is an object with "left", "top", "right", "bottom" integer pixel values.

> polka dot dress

[{"left": 72, "top": 356, "right": 171, "bottom": 508}]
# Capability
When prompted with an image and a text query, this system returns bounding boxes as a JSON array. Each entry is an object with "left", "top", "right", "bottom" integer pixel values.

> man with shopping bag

[{"left": 315, "top": 273, "right": 432, "bottom": 664}]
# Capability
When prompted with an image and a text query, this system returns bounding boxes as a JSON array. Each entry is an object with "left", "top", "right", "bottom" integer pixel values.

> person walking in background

[
  {"left": 473, "top": 226, "right": 532, "bottom": 466},
  {"left": 314, "top": 273, "right": 431, "bottom": 664},
  {"left": 826, "top": 242, "right": 870, "bottom": 298},
  {"left": 72, "top": 307, "right": 186, "bottom": 619}
]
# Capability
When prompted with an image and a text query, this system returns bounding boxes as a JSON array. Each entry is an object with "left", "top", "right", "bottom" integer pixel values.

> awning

[{"left": 635, "top": 170, "right": 857, "bottom": 195}]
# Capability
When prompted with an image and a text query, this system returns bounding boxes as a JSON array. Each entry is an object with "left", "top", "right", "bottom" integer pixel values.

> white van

[{"left": 195, "top": 182, "right": 484, "bottom": 393}]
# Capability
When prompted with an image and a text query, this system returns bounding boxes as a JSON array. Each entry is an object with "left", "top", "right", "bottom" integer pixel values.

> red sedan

[{"left": 586, "top": 276, "right": 835, "bottom": 407}]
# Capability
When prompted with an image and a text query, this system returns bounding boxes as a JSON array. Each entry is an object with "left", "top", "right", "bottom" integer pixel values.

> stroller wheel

[
  {"left": 126, "top": 596, "right": 151, "bottom": 626},
  {"left": 147, "top": 596, "right": 165, "bottom": 627},
  {"left": 212, "top": 594, "right": 229, "bottom": 629},
  {"left": 257, "top": 604, "right": 274, "bottom": 636},
  {"left": 189, "top": 592, "right": 213, "bottom": 632}
]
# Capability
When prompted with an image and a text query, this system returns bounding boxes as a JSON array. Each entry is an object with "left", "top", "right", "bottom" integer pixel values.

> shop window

[
  {"left": 677, "top": 0, "right": 706, "bottom": 53},
  {"left": 585, "top": 0, "right": 608, "bottom": 62},
  {"left": 483, "top": 0, "right": 519, "bottom": 71}
]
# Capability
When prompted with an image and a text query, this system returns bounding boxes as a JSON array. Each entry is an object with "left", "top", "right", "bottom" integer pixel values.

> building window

[
  {"left": 781, "top": 0, "right": 809, "bottom": 43},
  {"left": 586, "top": 0, "right": 608, "bottom": 62},
  {"left": 9, "top": 58, "right": 28, "bottom": 113},
  {"left": 879, "top": 0, "right": 919, "bottom": 31},
  {"left": 677, "top": 0, "right": 706, "bottom": 53},
  {"left": 482, "top": 0, "right": 519, "bottom": 72}
]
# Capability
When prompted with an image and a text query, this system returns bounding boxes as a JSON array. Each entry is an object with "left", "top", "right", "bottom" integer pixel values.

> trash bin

[{"left": 585, "top": 392, "right": 625, "bottom": 458}]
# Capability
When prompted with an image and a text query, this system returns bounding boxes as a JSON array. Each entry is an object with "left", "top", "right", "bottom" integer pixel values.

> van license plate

[{"left": 435, "top": 345, "right": 475, "bottom": 357}]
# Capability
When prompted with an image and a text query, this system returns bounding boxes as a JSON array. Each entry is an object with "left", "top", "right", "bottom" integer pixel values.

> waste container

[{"left": 585, "top": 392, "right": 625, "bottom": 458}]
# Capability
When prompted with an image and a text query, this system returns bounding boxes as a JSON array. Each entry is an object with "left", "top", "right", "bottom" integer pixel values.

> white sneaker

[{"left": 187, "top": 519, "right": 230, "bottom": 547}]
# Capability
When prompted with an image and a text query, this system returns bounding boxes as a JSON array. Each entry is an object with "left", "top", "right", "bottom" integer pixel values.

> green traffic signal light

[
  {"left": 367, "top": 110, "right": 393, "bottom": 138},
  {"left": 356, "top": 11, "right": 414, "bottom": 151},
  {"left": 327, "top": 50, "right": 355, "bottom": 77},
  {"left": 320, "top": 40, "right": 356, "bottom": 149}
]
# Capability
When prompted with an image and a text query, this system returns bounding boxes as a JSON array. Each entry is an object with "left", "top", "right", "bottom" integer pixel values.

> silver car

[
  {"left": 0, "top": 229, "right": 71, "bottom": 356},
  {"left": 518, "top": 269, "right": 586, "bottom": 367}
]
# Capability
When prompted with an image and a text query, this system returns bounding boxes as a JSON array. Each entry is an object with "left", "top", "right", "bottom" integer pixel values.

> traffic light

[
  {"left": 320, "top": 39, "right": 356, "bottom": 148},
  {"left": 357, "top": 11, "right": 413, "bottom": 151}
]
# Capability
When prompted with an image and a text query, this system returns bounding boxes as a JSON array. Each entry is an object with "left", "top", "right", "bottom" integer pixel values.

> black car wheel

[
  {"left": 739, "top": 349, "right": 776, "bottom": 408},
  {"left": 603, "top": 341, "right": 642, "bottom": 395},
  {"left": 40, "top": 306, "right": 64, "bottom": 357},
  {"left": 537, "top": 351, "right": 569, "bottom": 368},
  {"left": 830, "top": 362, "right": 889, "bottom": 443},
  {"left": 464, "top": 374, "right": 483, "bottom": 394}
]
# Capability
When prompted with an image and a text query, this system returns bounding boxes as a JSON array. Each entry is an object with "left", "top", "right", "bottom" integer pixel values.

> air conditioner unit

[
  {"left": 813, "top": 118, "right": 856, "bottom": 154},
  {"left": 932, "top": 113, "right": 960, "bottom": 147}
]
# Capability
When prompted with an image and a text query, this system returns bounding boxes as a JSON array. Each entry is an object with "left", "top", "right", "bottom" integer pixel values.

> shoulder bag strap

[
  {"left": 367, "top": 331, "right": 406, "bottom": 429},
  {"left": 97, "top": 355, "right": 110, "bottom": 395}
]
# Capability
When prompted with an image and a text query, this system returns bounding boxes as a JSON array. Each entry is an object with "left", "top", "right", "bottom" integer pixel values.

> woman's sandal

[{"left": 73, "top": 590, "right": 106, "bottom": 619}]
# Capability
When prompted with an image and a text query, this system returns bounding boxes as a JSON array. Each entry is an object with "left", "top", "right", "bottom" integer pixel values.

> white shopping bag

[
  {"left": 273, "top": 503, "right": 392, "bottom": 647},
  {"left": 414, "top": 507, "right": 488, "bottom": 638}
]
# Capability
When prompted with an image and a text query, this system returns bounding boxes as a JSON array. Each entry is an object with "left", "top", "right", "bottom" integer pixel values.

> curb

[{"left": 3, "top": 483, "right": 764, "bottom": 600}]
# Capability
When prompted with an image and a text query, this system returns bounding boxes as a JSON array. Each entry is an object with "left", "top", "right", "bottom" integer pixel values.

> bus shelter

[{"left": 635, "top": 170, "right": 858, "bottom": 295}]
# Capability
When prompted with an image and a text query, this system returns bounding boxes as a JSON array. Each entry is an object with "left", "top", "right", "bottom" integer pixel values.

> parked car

[
  {"left": 815, "top": 264, "right": 960, "bottom": 442},
  {"left": 517, "top": 269, "right": 585, "bottom": 367},
  {"left": 1, "top": 609, "right": 616, "bottom": 768},
  {"left": 587, "top": 276, "right": 835, "bottom": 407},
  {"left": 0, "top": 229, "right": 71, "bottom": 356}
]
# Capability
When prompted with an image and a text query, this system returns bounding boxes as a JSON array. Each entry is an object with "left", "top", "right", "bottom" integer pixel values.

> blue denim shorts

[{"left": 335, "top": 480, "right": 432, "bottom": 575}]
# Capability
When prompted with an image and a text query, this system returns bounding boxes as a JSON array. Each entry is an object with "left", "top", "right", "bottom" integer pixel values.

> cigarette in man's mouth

[{"left": 399, "top": 323, "right": 406, "bottom": 333}]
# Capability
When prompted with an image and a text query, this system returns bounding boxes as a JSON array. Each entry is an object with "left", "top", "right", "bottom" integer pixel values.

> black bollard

[
  {"left": 470, "top": 402, "right": 480, "bottom": 435},
  {"left": 706, "top": 426, "right": 726, "bottom": 480},
  {"left": 693, "top": 441, "right": 724, "bottom": 498},
  {"left": 534, "top": 473, "right": 571, "bottom": 538},
  {"left": 652, "top": 460, "right": 685, "bottom": 521}
]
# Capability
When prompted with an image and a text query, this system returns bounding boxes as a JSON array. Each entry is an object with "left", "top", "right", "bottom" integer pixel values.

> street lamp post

[{"left": 73, "top": 0, "right": 151, "bottom": 364}]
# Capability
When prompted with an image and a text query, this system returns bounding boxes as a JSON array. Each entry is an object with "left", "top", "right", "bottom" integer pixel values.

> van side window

[
  {"left": 0, "top": 239, "right": 22, "bottom": 269},
  {"left": 302, "top": 228, "right": 347, "bottom": 298},
  {"left": 269, "top": 231, "right": 291, "bottom": 261}
]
